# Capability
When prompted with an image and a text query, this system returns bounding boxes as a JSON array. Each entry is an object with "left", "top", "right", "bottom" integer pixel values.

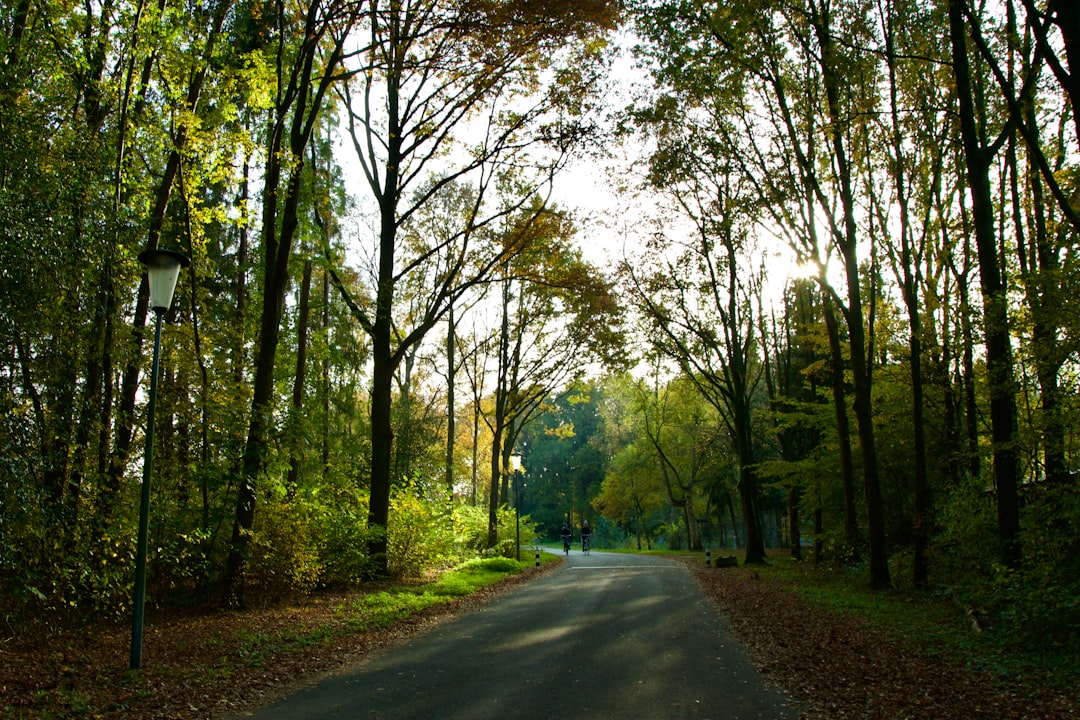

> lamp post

[
  {"left": 130, "top": 249, "right": 190, "bottom": 670},
  {"left": 509, "top": 452, "right": 522, "bottom": 561}
]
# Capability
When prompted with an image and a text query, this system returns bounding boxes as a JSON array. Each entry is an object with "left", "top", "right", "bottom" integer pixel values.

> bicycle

[
  {"left": 562, "top": 535, "right": 572, "bottom": 555},
  {"left": 581, "top": 535, "right": 591, "bottom": 555}
]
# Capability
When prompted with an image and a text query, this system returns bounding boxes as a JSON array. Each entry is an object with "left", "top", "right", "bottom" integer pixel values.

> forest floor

[
  {"left": 686, "top": 559, "right": 1078, "bottom": 719},
  {"left": 2, "top": 555, "right": 1076, "bottom": 719}
]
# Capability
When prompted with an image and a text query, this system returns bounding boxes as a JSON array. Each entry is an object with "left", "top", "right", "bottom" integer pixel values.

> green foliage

[
  {"left": 246, "top": 503, "right": 325, "bottom": 600},
  {"left": 315, "top": 488, "right": 377, "bottom": 588},
  {"left": 388, "top": 480, "right": 455, "bottom": 578},
  {"left": 999, "top": 484, "right": 1080, "bottom": 648},
  {"left": 484, "top": 506, "right": 537, "bottom": 560},
  {"left": 450, "top": 502, "right": 493, "bottom": 555},
  {"left": 930, "top": 478, "right": 1080, "bottom": 666}
]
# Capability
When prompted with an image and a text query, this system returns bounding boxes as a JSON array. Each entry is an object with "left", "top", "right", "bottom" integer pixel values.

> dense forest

[{"left": 1, "top": 0, "right": 1078, "bottom": 658}]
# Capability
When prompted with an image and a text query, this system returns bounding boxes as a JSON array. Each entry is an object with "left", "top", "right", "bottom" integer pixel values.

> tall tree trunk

[
  {"left": 286, "top": 257, "right": 313, "bottom": 496},
  {"left": 1014, "top": 66, "right": 1068, "bottom": 485},
  {"left": 367, "top": 138, "right": 401, "bottom": 575},
  {"left": 446, "top": 305, "right": 456, "bottom": 497},
  {"left": 488, "top": 276, "right": 513, "bottom": 547},
  {"left": 811, "top": 0, "right": 887, "bottom": 586},
  {"left": 949, "top": 0, "right": 1023, "bottom": 567},
  {"left": 322, "top": 268, "right": 331, "bottom": 476},
  {"left": 881, "top": 1, "right": 931, "bottom": 587},
  {"left": 787, "top": 487, "right": 801, "bottom": 561},
  {"left": 955, "top": 252, "right": 981, "bottom": 480},
  {"left": 823, "top": 300, "right": 860, "bottom": 559},
  {"left": 224, "top": 0, "right": 351, "bottom": 601}
]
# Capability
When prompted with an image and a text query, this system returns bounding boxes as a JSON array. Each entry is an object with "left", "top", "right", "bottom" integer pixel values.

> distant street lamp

[
  {"left": 509, "top": 452, "right": 523, "bottom": 561},
  {"left": 130, "top": 249, "right": 190, "bottom": 670}
]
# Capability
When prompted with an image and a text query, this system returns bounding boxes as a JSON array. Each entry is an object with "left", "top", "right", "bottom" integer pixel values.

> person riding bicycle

[
  {"left": 560, "top": 524, "right": 572, "bottom": 553},
  {"left": 580, "top": 520, "right": 592, "bottom": 551}
]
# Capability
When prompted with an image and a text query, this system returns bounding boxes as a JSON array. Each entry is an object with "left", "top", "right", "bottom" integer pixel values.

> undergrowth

[{"left": 755, "top": 557, "right": 1080, "bottom": 691}]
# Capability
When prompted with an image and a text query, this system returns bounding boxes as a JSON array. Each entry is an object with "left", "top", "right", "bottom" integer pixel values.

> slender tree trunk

[
  {"left": 879, "top": 1, "right": 931, "bottom": 586},
  {"left": 726, "top": 494, "right": 739, "bottom": 549},
  {"left": 488, "top": 276, "right": 513, "bottom": 547},
  {"left": 471, "top": 374, "right": 481, "bottom": 506},
  {"left": 811, "top": 0, "right": 888, "bottom": 587},
  {"left": 957, "top": 262, "right": 981, "bottom": 480},
  {"left": 823, "top": 301, "right": 860, "bottom": 558},
  {"left": 1016, "top": 81, "right": 1068, "bottom": 485},
  {"left": 321, "top": 268, "right": 330, "bottom": 476},
  {"left": 787, "top": 487, "right": 802, "bottom": 561},
  {"left": 224, "top": 1, "right": 350, "bottom": 601},
  {"left": 446, "top": 306, "right": 456, "bottom": 497},
  {"left": 286, "top": 257, "right": 313, "bottom": 496},
  {"left": 225, "top": 147, "right": 303, "bottom": 606},
  {"left": 949, "top": 0, "right": 1022, "bottom": 566}
]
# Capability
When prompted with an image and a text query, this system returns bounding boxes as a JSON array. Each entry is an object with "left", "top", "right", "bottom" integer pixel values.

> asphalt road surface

[{"left": 236, "top": 550, "right": 799, "bottom": 719}]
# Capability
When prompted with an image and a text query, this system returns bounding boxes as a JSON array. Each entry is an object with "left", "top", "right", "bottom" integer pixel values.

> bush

[
  {"left": 388, "top": 481, "right": 454, "bottom": 577},
  {"left": 245, "top": 503, "right": 324, "bottom": 602},
  {"left": 450, "top": 503, "right": 537, "bottom": 561},
  {"left": 316, "top": 487, "right": 376, "bottom": 587},
  {"left": 932, "top": 478, "right": 1080, "bottom": 655}
]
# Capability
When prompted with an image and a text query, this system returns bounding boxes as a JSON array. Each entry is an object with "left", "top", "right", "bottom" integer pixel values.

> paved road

[{"left": 236, "top": 550, "right": 799, "bottom": 719}]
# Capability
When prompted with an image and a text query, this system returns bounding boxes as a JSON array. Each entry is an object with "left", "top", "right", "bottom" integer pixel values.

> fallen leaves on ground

[
  {"left": 0, "top": 566, "right": 552, "bottom": 719},
  {"left": 4, "top": 559, "right": 1076, "bottom": 719},
  {"left": 684, "top": 559, "right": 1078, "bottom": 720}
]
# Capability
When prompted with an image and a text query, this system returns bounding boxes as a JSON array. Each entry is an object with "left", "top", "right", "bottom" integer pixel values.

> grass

[{"left": 267, "top": 558, "right": 541, "bottom": 654}]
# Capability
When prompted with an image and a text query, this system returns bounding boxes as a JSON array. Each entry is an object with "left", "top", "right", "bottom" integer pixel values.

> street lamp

[
  {"left": 130, "top": 249, "right": 190, "bottom": 670},
  {"left": 509, "top": 452, "right": 522, "bottom": 561}
]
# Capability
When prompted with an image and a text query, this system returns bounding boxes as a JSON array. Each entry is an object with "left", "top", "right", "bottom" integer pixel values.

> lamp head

[{"left": 138, "top": 249, "right": 190, "bottom": 313}]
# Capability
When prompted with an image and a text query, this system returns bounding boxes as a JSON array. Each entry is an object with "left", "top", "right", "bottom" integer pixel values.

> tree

[
  {"left": 636, "top": 370, "right": 727, "bottom": 551},
  {"left": 628, "top": 0, "right": 892, "bottom": 586},
  {"left": 331, "top": 0, "right": 619, "bottom": 574},
  {"left": 622, "top": 175, "right": 770, "bottom": 562},
  {"left": 483, "top": 208, "right": 625, "bottom": 545},
  {"left": 760, "top": 280, "right": 826, "bottom": 561},
  {"left": 222, "top": 0, "right": 360, "bottom": 607},
  {"left": 948, "top": 0, "right": 1023, "bottom": 567},
  {"left": 594, "top": 373, "right": 680, "bottom": 549}
]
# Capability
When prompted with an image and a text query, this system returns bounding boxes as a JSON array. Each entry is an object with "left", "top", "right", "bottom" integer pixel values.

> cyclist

[
  {"left": 560, "top": 523, "right": 572, "bottom": 554},
  {"left": 580, "top": 520, "right": 592, "bottom": 553}
]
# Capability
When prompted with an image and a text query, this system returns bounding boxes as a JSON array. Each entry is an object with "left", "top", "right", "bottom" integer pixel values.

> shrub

[
  {"left": 315, "top": 486, "right": 375, "bottom": 587},
  {"left": 388, "top": 481, "right": 454, "bottom": 577},
  {"left": 245, "top": 503, "right": 324, "bottom": 602}
]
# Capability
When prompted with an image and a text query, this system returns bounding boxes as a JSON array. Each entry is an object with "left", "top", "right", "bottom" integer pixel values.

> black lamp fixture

[
  {"left": 139, "top": 249, "right": 190, "bottom": 312},
  {"left": 130, "top": 248, "right": 190, "bottom": 670}
]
